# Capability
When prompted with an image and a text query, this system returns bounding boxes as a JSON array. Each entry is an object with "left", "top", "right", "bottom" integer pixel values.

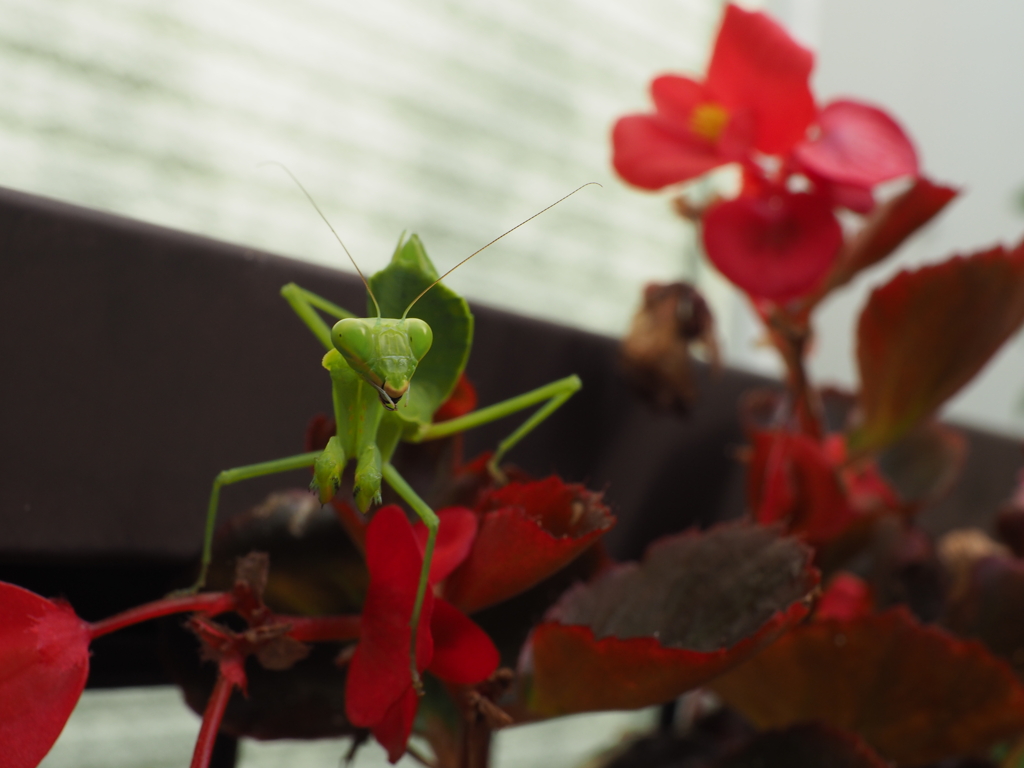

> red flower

[
  {"left": 613, "top": 4, "right": 814, "bottom": 190},
  {"left": 345, "top": 506, "right": 499, "bottom": 763},
  {"left": 0, "top": 582, "right": 90, "bottom": 768},
  {"left": 793, "top": 100, "right": 918, "bottom": 191},
  {"left": 703, "top": 184, "right": 842, "bottom": 302}
]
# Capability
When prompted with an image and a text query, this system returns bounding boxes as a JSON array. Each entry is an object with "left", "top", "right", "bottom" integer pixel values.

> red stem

[
  {"left": 190, "top": 672, "right": 236, "bottom": 768},
  {"left": 89, "top": 592, "right": 236, "bottom": 639},
  {"left": 275, "top": 614, "right": 361, "bottom": 642}
]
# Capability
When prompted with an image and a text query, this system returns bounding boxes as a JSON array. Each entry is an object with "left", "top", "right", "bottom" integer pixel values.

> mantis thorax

[{"left": 332, "top": 316, "right": 433, "bottom": 410}]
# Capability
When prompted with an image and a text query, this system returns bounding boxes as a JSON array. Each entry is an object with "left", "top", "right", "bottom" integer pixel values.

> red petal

[
  {"left": 748, "top": 430, "right": 859, "bottom": 547},
  {"left": 345, "top": 506, "right": 434, "bottom": 728},
  {"left": 794, "top": 100, "right": 918, "bottom": 188},
  {"left": 371, "top": 686, "right": 419, "bottom": 764},
  {"left": 815, "top": 573, "right": 874, "bottom": 622},
  {"left": 703, "top": 190, "right": 842, "bottom": 301},
  {"left": 0, "top": 582, "right": 90, "bottom": 768},
  {"left": 433, "top": 373, "right": 478, "bottom": 422},
  {"left": 612, "top": 114, "right": 725, "bottom": 190},
  {"left": 706, "top": 5, "right": 815, "bottom": 154},
  {"left": 443, "top": 477, "right": 614, "bottom": 614},
  {"left": 413, "top": 507, "right": 478, "bottom": 585},
  {"left": 427, "top": 599, "right": 499, "bottom": 685}
]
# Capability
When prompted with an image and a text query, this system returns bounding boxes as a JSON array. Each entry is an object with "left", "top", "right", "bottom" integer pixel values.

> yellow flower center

[{"left": 690, "top": 102, "right": 730, "bottom": 142}]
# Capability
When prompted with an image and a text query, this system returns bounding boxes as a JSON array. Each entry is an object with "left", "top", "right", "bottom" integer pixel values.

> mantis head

[{"left": 332, "top": 317, "right": 433, "bottom": 410}]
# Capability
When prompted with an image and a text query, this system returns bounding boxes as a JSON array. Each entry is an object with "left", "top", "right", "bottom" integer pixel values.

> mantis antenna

[
  {"left": 401, "top": 182, "right": 602, "bottom": 319},
  {"left": 261, "top": 162, "right": 383, "bottom": 318}
]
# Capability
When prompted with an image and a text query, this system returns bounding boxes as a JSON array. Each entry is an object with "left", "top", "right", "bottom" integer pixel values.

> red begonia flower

[
  {"left": 703, "top": 187, "right": 842, "bottom": 302},
  {"left": 793, "top": 100, "right": 918, "bottom": 190},
  {"left": 613, "top": 4, "right": 815, "bottom": 190},
  {"left": 815, "top": 573, "right": 875, "bottom": 622},
  {"left": 433, "top": 373, "right": 478, "bottom": 423},
  {"left": 0, "top": 582, "right": 90, "bottom": 768},
  {"left": 345, "top": 506, "right": 498, "bottom": 763}
]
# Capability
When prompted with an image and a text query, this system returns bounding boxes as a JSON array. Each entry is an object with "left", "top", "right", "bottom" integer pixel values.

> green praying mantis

[{"left": 191, "top": 180, "right": 594, "bottom": 688}]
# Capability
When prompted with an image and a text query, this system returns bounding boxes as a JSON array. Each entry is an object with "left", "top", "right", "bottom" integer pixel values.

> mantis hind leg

[
  {"left": 185, "top": 450, "right": 321, "bottom": 593},
  {"left": 381, "top": 463, "right": 438, "bottom": 695},
  {"left": 414, "top": 373, "right": 582, "bottom": 480}
]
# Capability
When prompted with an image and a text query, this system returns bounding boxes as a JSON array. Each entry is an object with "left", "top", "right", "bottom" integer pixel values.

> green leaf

[{"left": 368, "top": 235, "right": 473, "bottom": 428}]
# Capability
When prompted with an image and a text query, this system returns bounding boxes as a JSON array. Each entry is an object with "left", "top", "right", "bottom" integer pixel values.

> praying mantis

[{"left": 190, "top": 182, "right": 593, "bottom": 687}]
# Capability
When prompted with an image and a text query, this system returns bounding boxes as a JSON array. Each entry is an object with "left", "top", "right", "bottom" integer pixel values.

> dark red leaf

[
  {"left": 443, "top": 477, "right": 615, "bottom": 614},
  {"left": 0, "top": 582, "right": 90, "bottom": 768},
  {"left": 814, "top": 177, "right": 957, "bottom": 302},
  {"left": 945, "top": 552, "right": 1024, "bottom": 679},
  {"left": 710, "top": 607, "right": 1024, "bottom": 765},
  {"left": 705, "top": 4, "right": 815, "bottom": 154},
  {"left": 850, "top": 241, "right": 1024, "bottom": 454},
  {"left": 718, "top": 723, "right": 890, "bottom": 768},
  {"left": 345, "top": 506, "right": 434, "bottom": 729},
  {"left": 703, "top": 190, "right": 842, "bottom": 302},
  {"left": 520, "top": 524, "right": 818, "bottom": 716},
  {"left": 793, "top": 100, "right": 918, "bottom": 189},
  {"left": 428, "top": 599, "right": 500, "bottom": 685}
]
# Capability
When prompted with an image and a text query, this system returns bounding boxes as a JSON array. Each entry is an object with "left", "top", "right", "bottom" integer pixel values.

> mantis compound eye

[
  {"left": 332, "top": 318, "right": 382, "bottom": 385},
  {"left": 404, "top": 318, "right": 433, "bottom": 362}
]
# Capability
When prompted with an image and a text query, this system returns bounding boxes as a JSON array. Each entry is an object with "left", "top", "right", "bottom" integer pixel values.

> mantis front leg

[{"left": 382, "top": 463, "right": 438, "bottom": 694}]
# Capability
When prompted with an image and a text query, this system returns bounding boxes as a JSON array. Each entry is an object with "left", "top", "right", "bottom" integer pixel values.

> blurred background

[
  {"left": 2, "top": 0, "right": 1023, "bottom": 436},
  {"left": 3, "top": 0, "right": 1023, "bottom": 762}
]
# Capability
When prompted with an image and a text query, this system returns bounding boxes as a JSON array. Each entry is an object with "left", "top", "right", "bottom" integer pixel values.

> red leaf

[
  {"left": 816, "top": 177, "right": 957, "bottom": 300},
  {"left": 703, "top": 189, "right": 842, "bottom": 302},
  {"left": 428, "top": 599, "right": 500, "bottom": 685},
  {"left": 793, "top": 100, "right": 918, "bottom": 189},
  {"left": 705, "top": 4, "right": 815, "bottom": 155},
  {"left": 521, "top": 524, "right": 817, "bottom": 716},
  {"left": 345, "top": 506, "right": 434, "bottom": 728},
  {"left": 443, "top": 477, "right": 615, "bottom": 614},
  {"left": 711, "top": 607, "right": 1024, "bottom": 765},
  {"left": 850, "top": 241, "right": 1024, "bottom": 453},
  {"left": 0, "top": 582, "right": 90, "bottom": 768}
]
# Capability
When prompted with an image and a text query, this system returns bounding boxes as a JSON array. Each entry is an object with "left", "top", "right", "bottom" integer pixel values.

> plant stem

[
  {"left": 765, "top": 307, "right": 824, "bottom": 440},
  {"left": 279, "top": 615, "right": 361, "bottom": 642},
  {"left": 190, "top": 672, "right": 237, "bottom": 768},
  {"left": 89, "top": 592, "right": 236, "bottom": 639}
]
